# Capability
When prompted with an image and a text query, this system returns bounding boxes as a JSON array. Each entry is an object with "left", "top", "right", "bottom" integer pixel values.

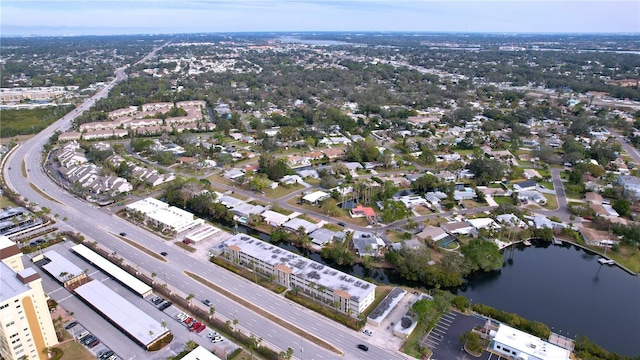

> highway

[{"left": 2, "top": 44, "right": 406, "bottom": 360}]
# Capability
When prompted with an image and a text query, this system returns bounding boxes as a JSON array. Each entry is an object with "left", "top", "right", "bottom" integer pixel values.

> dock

[
  {"left": 553, "top": 238, "right": 563, "bottom": 245},
  {"left": 522, "top": 240, "right": 531, "bottom": 246},
  {"left": 598, "top": 258, "right": 615, "bottom": 265}
]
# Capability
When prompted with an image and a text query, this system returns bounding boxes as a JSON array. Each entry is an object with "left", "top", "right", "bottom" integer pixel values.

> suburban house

[
  {"left": 618, "top": 175, "right": 640, "bottom": 200},
  {"left": 302, "top": 191, "right": 331, "bottom": 204},
  {"left": 282, "top": 218, "right": 319, "bottom": 234},
  {"left": 309, "top": 228, "right": 346, "bottom": 247},
  {"left": 350, "top": 205, "right": 377, "bottom": 224},
  {"left": 441, "top": 221, "right": 474, "bottom": 236},
  {"left": 513, "top": 180, "right": 537, "bottom": 192},
  {"left": 352, "top": 231, "right": 381, "bottom": 257}
]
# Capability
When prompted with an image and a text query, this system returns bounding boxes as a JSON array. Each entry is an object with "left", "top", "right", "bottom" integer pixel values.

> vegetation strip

[
  {"left": 184, "top": 271, "right": 343, "bottom": 356},
  {"left": 29, "top": 183, "right": 65, "bottom": 205},
  {"left": 114, "top": 233, "right": 167, "bottom": 262}
]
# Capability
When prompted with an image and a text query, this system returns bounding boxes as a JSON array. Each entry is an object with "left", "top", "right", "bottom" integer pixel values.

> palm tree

[
  {"left": 209, "top": 306, "right": 216, "bottom": 320},
  {"left": 309, "top": 282, "right": 316, "bottom": 300},
  {"left": 317, "top": 285, "right": 326, "bottom": 302},
  {"left": 249, "top": 260, "right": 258, "bottom": 283},
  {"left": 151, "top": 272, "right": 157, "bottom": 283},
  {"left": 160, "top": 320, "right": 167, "bottom": 333},
  {"left": 186, "top": 293, "right": 194, "bottom": 307},
  {"left": 232, "top": 318, "right": 239, "bottom": 333}
]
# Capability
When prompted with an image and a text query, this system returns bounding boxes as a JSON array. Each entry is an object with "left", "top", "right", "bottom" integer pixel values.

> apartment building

[
  {"left": 0, "top": 236, "right": 57, "bottom": 360},
  {"left": 221, "top": 234, "right": 376, "bottom": 317}
]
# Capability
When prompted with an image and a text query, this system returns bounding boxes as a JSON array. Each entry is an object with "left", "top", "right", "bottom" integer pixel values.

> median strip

[
  {"left": 112, "top": 232, "right": 167, "bottom": 262},
  {"left": 185, "top": 271, "right": 343, "bottom": 356},
  {"left": 29, "top": 183, "right": 65, "bottom": 205}
]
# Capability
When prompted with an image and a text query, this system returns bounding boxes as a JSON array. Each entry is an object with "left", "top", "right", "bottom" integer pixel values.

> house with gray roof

[{"left": 283, "top": 218, "right": 319, "bottom": 234}]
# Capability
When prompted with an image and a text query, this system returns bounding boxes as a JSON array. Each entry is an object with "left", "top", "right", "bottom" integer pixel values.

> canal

[{"left": 237, "top": 224, "right": 640, "bottom": 356}]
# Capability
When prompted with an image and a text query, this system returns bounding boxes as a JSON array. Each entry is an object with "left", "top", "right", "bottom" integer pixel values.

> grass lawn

[
  {"left": 1, "top": 105, "right": 75, "bottom": 137},
  {"left": 207, "top": 173, "right": 235, "bottom": 187},
  {"left": 493, "top": 196, "right": 514, "bottom": 205},
  {"left": 385, "top": 229, "right": 409, "bottom": 243},
  {"left": 264, "top": 183, "right": 304, "bottom": 198},
  {"left": 414, "top": 205, "right": 435, "bottom": 215},
  {"left": 540, "top": 181, "right": 555, "bottom": 190},
  {"left": 0, "top": 195, "right": 17, "bottom": 208},
  {"left": 461, "top": 199, "right": 483, "bottom": 210},
  {"left": 608, "top": 245, "right": 640, "bottom": 273},
  {"left": 543, "top": 194, "right": 559, "bottom": 209},
  {"left": 55, "top": 339, "right": 95, "bottom": 360},
  {"left": 560, "top": 171, "right": 570, "bottom": 180}
]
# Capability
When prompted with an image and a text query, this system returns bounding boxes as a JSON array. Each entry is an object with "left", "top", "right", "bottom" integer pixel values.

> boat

[{"left": 598, "top": 258, "right": 615, "bottom": 265}]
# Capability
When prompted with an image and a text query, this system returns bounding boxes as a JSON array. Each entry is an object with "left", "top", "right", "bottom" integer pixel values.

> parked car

[
  {"left": 99, "top": 350, "right": 114, "bottom": 359},
  {"left": 152, "top": 296, "right": 164, "bottom": 305},
  {"left": 190, "top": 321, "right": 202, "bottom": 331},
  {"left": 159, "top": 301, "right": 172, "bottom": 310},
  {"left": 88, "top": 339, "right": 101, "bottom": 348},
  {"left": 357, "top": 344, "right": 369, "bottom": 351},
  {"left": 184, "top": 317, "right": 193, "bottom": 325},
  {"left": 64, "top": 321, "right": 78, "bottom": 330},
  {"left": 196, "top": 324, "right": 206, "bottom": 333},
  {"left": 363, "top": 329, "right": 372, "bottom": 336},
  {"left": 211, "top": 337, "right": 223, "bottom": 343},
  {"left": 82, "top": 335, "right": 97, "bottom": 345},
  {"left": 76, "top": 331, "right": 90, "bottom": 341},
  {"left": 338, "top": 222, "right": 347, "bottom": 227},
  {"left": 207, "top": 332, "right": 218, "bottom": 339}
]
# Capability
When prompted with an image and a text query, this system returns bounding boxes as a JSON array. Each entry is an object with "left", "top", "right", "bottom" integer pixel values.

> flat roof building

[
  {"left": 221, "top": 234, "right": 376, "bottom": 317},
  {"left": 41, "top": 250, "right": 88, "bottom": 288},
  {"left": 74, "top": 280, "right": 170, "bottom": 350},
  {"left": 71, "top": 244, "right": 152, "bottom": 297},
  {"left": 0, "top": 236, "right": 57, "bottom": 360},
  {"left": 125, "top": 197, "right": 204, "bottom": 234},
  {"left": 491, "top": 323, "right": 570, "bottom": 360}
]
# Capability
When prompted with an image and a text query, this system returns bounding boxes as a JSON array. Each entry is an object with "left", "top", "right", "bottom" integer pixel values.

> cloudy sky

[{"left": 2, "top": 0, "right": 638, "bottom": 36}]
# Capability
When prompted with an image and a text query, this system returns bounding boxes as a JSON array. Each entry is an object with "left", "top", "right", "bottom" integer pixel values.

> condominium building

[
  {"left": 125, "top": 197, "right": 204, "bottom": 234},
  {"left": 0, "top": 236, "right": 57, "bottom": 360},
  {"left": 220, "top": 234, "right": 376, "bottom": 317}
]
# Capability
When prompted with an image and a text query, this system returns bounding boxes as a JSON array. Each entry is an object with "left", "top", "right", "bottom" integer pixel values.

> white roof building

[
  {"left": 491, "top": 324, "right": 570, "bottom": 360},
  {"left": 125, "top": 197, "right": 203, "bottom": 234},
  {"left": 302, "top": 191, "right": 330, "bottom": 204}
]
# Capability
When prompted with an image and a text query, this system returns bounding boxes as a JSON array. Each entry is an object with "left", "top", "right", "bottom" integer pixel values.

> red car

[
  {"left": 190, "top": 321, "right": 202, "bottom": 332},
  {"left": 196, "top": 324, "right": 206, "bottom": 333},
  {"left": 184, "top": 317, "right": 193, "bottom": 325}
]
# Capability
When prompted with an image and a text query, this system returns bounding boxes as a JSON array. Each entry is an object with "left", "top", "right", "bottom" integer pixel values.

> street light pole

[{"left": 300, "top": 338, "right": 303, "bottom": 360}]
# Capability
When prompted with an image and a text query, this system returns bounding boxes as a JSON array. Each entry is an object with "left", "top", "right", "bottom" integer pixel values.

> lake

[{"left": 458, "top": 241, "right": 640, "bottom": 357}]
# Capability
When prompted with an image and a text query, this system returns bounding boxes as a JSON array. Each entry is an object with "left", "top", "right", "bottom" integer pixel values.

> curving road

[{"left": 2, "top": 45, "right": 406, "bottom": 360}]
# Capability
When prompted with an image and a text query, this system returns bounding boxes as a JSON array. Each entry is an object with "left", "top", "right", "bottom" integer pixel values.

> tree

[
  {"left": 460, "top": 239, "right": 503, "bottom": 272},
  {"left": 209, "top": 306, "right": 216, "bottom": 320},
  {"left": 381, "top": 200, "right": 411, "bottom": 223},
  {"left": 467, "top": 158, "right": 506, "bottom": 185},
  {"left": 186, "top": 293, "right": 194, "bottom": 307},
  {"left": 248, "top": 173, "right": 271, "bottom": 192},
  {"left": 279, "top": 347, "right": 295, "bottom": 360},
  {"left": 320, "top": 198, "right": 342, "bottom": 216},
  {"left": 613, "top": 198, "right": 631, "bottom": 217},
  {"left": 258, "top": 154, "right": 293, "bottom": 181}
]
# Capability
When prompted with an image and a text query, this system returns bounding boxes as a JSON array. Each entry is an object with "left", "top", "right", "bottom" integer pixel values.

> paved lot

[
  {"left": 28, "top": 242, "right": 236, "bottom": 359},
  {"left": 422, "top": 311, "right": 486, "bottom": 360}
]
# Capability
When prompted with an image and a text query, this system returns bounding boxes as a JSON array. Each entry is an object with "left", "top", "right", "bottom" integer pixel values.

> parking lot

[
  {"left": 64, "top": 321, "right": 120, "bottom": 360},
  {"left": 28, "top": 242, "right": 236, "bottom": 360},
  {"left": 422, "top": 311, "right": 486, "bottom": 360}
]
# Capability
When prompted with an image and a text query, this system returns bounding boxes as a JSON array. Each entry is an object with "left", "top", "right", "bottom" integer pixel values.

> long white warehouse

[
  {"left": 71, "top": 244, "right": 152, "bottom": 297},
  {"left": 74, "top": 280, "right": 169, "bottom": 350}
]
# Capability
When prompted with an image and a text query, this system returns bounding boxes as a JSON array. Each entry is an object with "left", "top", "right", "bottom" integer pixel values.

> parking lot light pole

[{"left": 300, "top": 338, "right": 303, "bottom": 360}]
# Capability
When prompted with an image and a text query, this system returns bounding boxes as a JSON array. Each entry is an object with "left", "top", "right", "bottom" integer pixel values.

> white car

[
  {"left": 207, "top": 332, "right": 218, "bottom": 339},
  {"left": 363, "top": 329, "right": 373, "bottom": 336},
  {"left": 211, "top": 337, "right": 223, "bottom": 343}
]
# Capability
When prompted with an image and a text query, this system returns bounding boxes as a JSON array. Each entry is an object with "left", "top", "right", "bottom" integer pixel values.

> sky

[{"left": 1, "top": 0, "right": 639, "bottom": 36}]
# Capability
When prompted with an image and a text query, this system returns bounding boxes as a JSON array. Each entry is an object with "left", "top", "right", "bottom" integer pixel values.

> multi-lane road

[{"left": 2, "top": 44, "right": 406, "bottom": 360}]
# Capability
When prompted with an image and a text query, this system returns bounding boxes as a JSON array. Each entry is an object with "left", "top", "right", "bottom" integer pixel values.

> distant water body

[{"left": 278, "top": 36, "right": 351, "bottom": 46}]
